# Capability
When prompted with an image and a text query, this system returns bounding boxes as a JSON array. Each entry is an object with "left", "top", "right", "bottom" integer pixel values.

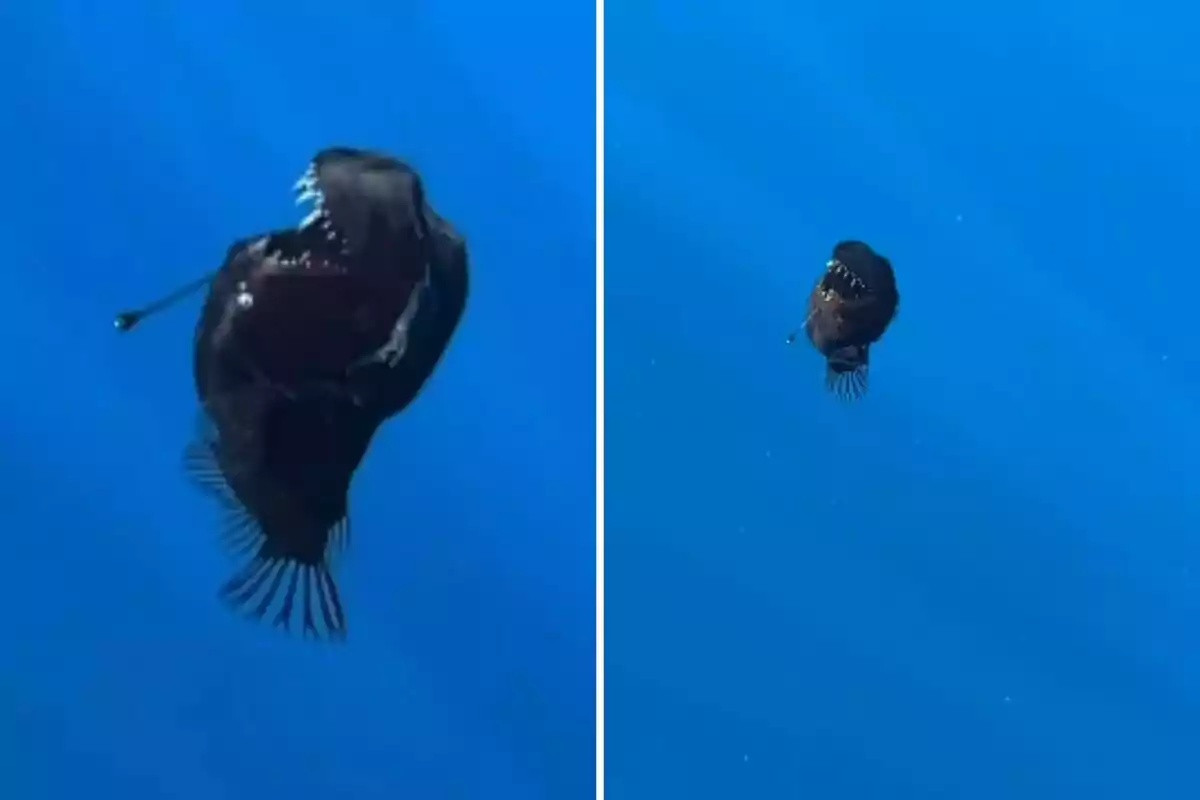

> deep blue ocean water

[
  {"left": 607, "top": 0, "right": 1200, "bottom": 797},
  {"left": 0, "top": 3, "right": 594, "bottom": 799}
]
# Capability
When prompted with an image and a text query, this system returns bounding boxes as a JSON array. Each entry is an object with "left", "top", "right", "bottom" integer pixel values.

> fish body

[
  {"left": 187, "top": 147, "right": 468, "bottom": 639},
  {"left": 803, "top": 240, "right": 898, "bottom": 400}
]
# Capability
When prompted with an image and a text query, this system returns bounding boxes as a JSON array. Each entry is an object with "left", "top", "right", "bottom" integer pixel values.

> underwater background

[
  {"left": 606, "top": 0, "right": 1200, "bottom": 797},
  {"left": 0, "top": 3, "right": 594, "bottom": 799}
]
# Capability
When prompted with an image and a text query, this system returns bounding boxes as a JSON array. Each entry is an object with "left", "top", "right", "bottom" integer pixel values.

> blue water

[
  {"left": 0, "top": 3, "right": 594, "bottom": 799},
  {"left": 607, "top": 0, "right": 1200, "bottom": 797}
]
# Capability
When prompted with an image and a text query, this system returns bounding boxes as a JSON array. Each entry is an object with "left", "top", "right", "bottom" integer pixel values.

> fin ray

[
  {"left": 183, "top": 398, "right": 350, "bottom": 640},
  {"left": 826, "top": 363, "right": 869, "bottom": 401}
]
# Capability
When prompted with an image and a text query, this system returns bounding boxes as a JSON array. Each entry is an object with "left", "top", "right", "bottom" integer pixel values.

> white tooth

[
  {"left": 295, "top": 188, "right": 319, "bottom": 205},
  {"left": 300, "top": 207, "right": 323, "bottom": 229},
  {"left": 293, "top": 165, "right": 316, "bottom": 190},
  {"left": 327, "top": 231, "right": 337, "bottom": 241}
]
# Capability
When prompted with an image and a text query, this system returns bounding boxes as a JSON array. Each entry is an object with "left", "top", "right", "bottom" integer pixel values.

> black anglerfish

[
  {"left": 117, "top": 147, "right": 469, "bottom": 639},
  {"left": 788, "top": 240, "right": 898, "bottom": 400}
]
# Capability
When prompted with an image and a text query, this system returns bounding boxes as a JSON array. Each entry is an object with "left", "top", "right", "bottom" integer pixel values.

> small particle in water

[
  {"left": 1003, "top": 696, "right": 1012, "bottom": 704},
  {"left": 650, "top": 357, "right": 657, "bottom": 367},
  {"left": 955, "top": 214, "right": 963, "bottom": 222},
  {"left": 743, "top": 754, "right": 750, "bottom": 763}
]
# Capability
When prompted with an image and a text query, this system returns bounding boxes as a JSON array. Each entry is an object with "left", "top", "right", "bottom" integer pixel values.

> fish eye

[{"left": 236, "top": 291, "right": 254, "bottom": 310}]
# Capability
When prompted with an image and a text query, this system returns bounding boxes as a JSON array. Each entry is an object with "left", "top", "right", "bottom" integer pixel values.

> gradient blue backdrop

[
  {"left": 607, "top": 0, "right": 1200, "bottom": 797},
  {"left": 0, "top": 3, "right": 594, "bottom": 799}
]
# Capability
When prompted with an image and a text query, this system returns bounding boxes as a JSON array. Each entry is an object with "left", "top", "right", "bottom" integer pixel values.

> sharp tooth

[
  {"left": 293, "top": 164, "right": 316, "bottom": 191},
  {"left": 300, "top": 207, "right": 323, "bottom": 229},
  {"left": 295, "top": 188, "right": 320, "bottom": 205},
  {"left": 327, "top": 231, "right": 338, "bottom": 241}
]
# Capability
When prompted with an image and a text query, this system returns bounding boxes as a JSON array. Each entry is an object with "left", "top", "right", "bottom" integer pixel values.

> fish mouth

[
  {"left": 820, "top": 257, "right": 867, "bottom": 301},
  {"left": 314, "top": 148, "right": 428, "bottom": 256},
  {"left": 273, "top": 147, "right": 429, "bottom": 272},
  {"left": 274, "top": 161, "right": 352, "bottom": 271},
  {"left": 253, "top": 162, "right": 353, "bottom": 274}
]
